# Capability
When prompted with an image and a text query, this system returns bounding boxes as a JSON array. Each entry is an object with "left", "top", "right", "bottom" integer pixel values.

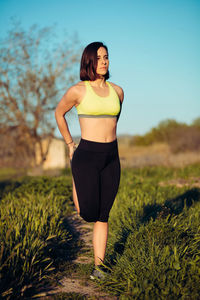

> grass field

[
  {"left": 0, "top": 174, "right": 75, "bottom": 298},
  {"left": 0, "top": 164, "right": 200, "bottom": 299},
  {"left": 102, "top": 165, "right": 200, "bottom": 299}
]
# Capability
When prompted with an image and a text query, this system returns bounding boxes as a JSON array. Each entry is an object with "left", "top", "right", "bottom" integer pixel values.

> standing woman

[{"left": 55, "top": 42, "right": 124, "bottom": 279}]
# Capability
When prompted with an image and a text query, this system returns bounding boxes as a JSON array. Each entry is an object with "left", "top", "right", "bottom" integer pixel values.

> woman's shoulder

[
  {"left": 108, "top": 81, "right": 124, "bottom": 103},
  {"left": 66, "top": 81, "right": 86, "bottom": 98},
  {"left": 69, "top": 81, "right": 86, "bottom": 92}
]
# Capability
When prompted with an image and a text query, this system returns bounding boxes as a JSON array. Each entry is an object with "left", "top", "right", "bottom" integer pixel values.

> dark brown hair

[{"left": 80, "top": 42, "right": 109, "bottom": 81}]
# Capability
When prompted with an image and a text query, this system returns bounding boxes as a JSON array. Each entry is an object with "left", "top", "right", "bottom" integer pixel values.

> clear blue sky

[{"left": 0, "top": 0, "right": 199, "bottom": 137}]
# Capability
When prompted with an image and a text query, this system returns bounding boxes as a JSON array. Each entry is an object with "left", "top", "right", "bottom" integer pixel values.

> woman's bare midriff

[{"left": 79, "top": 117, "right": 117, "bottom": 142}]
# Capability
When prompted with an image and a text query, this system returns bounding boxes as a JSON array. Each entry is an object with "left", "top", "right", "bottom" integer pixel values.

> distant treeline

[{"left": 131, "top": 118, "right": 200, "bottom": 153}]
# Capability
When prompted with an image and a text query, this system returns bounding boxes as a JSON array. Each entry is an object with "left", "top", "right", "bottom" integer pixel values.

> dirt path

[{"left": 38, "top": 212, "right": 117, "bottom": 299}]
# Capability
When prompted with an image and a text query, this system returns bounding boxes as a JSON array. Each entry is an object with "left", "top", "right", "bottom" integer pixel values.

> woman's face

[{"left": 96, "top": 47, "right": 109, "bottom": 77}]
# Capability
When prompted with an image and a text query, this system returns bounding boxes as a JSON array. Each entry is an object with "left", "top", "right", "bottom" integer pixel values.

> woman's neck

[{"left": 90, "top": 77, "right": 106, "bottom": 88}]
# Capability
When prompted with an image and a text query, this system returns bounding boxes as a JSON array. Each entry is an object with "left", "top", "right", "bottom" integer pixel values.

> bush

[{"left": 131, "top": 118, "right": 200, "bottom": 153}]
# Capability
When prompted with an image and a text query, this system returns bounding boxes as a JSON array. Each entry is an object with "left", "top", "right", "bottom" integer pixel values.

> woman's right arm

[{"left": 55, "top": 85, "right": 78, "bottom": 159}]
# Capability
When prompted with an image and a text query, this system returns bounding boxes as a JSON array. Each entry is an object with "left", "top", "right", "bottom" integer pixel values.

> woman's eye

[{"left": 97, "top": 57, "right": 108, "bottom": 60}]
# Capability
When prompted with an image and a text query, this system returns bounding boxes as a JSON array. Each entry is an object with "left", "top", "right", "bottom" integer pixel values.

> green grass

[
  {"left": 0, "top": 175, "right": 74, "bottom": 299},
  {"left": 50, "top": 292, "right": 87, "bottom": 299},
  {"left": 99, "top": 165, "right": 200, "bottom": 299},
  {"left": 0, "top": 168, "right": 26, "bottom": 181},
  {"left": 1, "top": 164, "right": 200, "bottom": 299}
]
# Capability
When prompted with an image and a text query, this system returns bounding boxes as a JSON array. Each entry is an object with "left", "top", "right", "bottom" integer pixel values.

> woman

[{"left": 55, "top": 42, "right": 124, "bottom": 279}]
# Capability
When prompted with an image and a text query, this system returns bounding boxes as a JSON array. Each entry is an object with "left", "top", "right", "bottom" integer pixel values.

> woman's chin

[{"left": 97, "top": 72, "right": 107, "bottom": 77}]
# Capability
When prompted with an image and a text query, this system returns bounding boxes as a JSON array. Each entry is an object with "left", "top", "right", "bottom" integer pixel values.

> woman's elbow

[
  {"left": 55, "top": 106, "right": 61, "bottom": 121},
  {"left": 55, "top": 107, "right": 66, "bottom": 125}
]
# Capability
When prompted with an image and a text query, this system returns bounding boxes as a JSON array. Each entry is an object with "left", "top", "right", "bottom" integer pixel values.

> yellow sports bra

[{"left": 76, "top": 81, "right": 121, "bottom": 118}]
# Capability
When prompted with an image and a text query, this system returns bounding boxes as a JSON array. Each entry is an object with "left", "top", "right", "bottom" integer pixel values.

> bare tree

[{"left": 0, "top": 20, "right": 80, "bottom": 167}]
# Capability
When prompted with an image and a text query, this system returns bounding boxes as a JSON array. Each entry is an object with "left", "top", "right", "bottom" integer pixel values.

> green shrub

[{"left": 131, "top": 118, "right": 200, "bottom": 153}]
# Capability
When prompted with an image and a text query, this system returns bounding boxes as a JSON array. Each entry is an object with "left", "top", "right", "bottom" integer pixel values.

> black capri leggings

[{"left": 71, "top": 138, "right": 121, "bottom": 223}]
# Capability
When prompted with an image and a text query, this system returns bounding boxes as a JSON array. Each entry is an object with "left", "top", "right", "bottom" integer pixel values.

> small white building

[{"left": 35, "top": 138, "right": 67, "bottom": 169}]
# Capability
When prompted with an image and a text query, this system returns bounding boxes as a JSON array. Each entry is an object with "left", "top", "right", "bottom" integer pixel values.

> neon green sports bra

[{"left": 76, "top": 81, "right": 121, "bottom": 118}]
